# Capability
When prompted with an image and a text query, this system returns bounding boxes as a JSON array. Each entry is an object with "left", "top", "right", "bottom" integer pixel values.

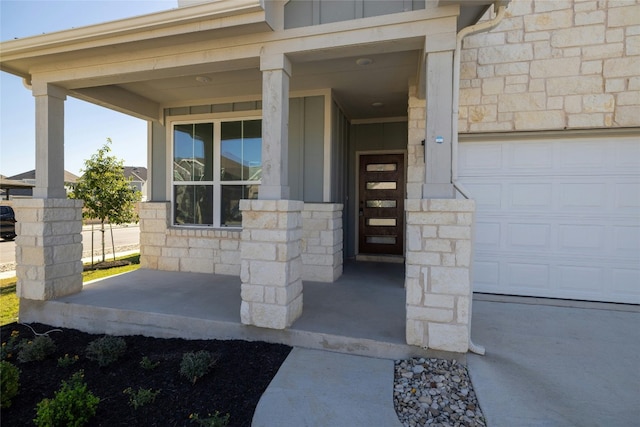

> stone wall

[
  {"left": 139, "top": 201, "right": 344, "bottom": 281},
  {"left": 239, "top": 199, "right": 303, "bottom": 329},
  {"left": 459, "top": 0, "right": 640, "bottom": 132},
  {"left": 301, "top": 203, "right": 343, "bottom": 282},
  {"left": 13, "top": 199, "right": 84, "bottom": 300},
  {"left": 405, "top": 199, "right": 475, "bottom": 353},
  {"left": 139, "top": 202, "right": 241, "bottom": 275},
  {"left": 407, "top": 85, "right": 426, "bottom": 200}
]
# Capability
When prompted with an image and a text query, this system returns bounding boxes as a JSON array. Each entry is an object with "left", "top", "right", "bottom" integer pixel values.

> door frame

[{"left": 354, "top": 149, "right": 407, "bottom": 258}]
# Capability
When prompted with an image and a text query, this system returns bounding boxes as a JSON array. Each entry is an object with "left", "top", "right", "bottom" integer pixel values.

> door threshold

[{"left": 356, "top": 254, "right": 405, "bottom": 264}]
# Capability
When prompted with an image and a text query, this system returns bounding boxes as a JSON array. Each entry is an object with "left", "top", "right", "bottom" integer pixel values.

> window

[{"left": 172, "top": 118, "right": 261, "bottom": 227}]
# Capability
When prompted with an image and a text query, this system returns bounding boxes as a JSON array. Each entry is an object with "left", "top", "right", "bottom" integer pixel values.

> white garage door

[{"left": 458, "top": 133, "right": 640, "bottom": 304}]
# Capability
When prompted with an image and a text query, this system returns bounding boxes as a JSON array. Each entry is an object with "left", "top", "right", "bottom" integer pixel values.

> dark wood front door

[{"left": 358, "top": 153, "right": 405, "bottom": 255}]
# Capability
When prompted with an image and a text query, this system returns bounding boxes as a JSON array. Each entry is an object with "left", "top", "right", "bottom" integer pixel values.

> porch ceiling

[{"left": 107, "top": 49, "right": 420, "bottom": 120}]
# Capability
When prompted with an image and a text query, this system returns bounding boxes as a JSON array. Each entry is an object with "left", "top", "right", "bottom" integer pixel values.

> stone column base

[
  {"left": 13, "top": 198, "right": 84, "bottom": 300},
  {"left": 240, "top": 199, "right": 303, "bottom": 329},
  {"left": 301, "top": 203, "right": 343, "bottom": 282},
  {"left": 405, "top": 199, "right": 475, "bottom": 353}
]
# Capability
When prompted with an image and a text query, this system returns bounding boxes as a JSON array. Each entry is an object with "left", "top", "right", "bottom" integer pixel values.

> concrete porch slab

[{"left": 19, "top": 261, "right": 450, "bottom": 360}]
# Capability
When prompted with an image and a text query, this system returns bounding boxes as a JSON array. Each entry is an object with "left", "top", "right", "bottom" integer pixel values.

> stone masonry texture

[{"left": 459, "top": 0, "right": 640, "bottom": 132}]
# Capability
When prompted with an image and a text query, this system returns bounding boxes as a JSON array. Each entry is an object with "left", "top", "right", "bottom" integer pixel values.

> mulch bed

[{"left": 1, "top": 322, "right": 291, "bottom": 427}]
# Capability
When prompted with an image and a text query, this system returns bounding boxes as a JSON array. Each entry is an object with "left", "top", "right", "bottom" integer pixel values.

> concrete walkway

[
  {"left": 253, "top": 348, "right": 402, "bottom": 427},
  {"left": 253, "top": 298, "right": 639, "bottom": 427}
]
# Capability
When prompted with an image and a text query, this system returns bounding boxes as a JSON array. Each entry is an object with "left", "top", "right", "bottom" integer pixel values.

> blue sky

[{"left": 0, "top": 0, "right": 177, "bottom": 177}]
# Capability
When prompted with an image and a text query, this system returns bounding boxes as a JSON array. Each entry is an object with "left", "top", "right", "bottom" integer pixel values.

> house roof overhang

[{"left": 0, "top": 0, "right": 500, "bottom": 121}]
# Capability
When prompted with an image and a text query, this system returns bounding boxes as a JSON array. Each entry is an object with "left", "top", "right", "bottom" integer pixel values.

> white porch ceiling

[{"left": 111, "top": 49, "right": 420, "bottom": 120}]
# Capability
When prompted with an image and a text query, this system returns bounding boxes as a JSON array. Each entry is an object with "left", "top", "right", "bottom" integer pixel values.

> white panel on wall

[{"left": 459, "top": 134, "right": 640, "bottom": 303}]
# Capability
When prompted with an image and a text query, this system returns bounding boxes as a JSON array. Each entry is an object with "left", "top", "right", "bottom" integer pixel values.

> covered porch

[
  {"left": 17, "top": 261, "right": 451, "bottom": 360},
  {"left": 1, "top": 0, "right": 508, "bottom": 354}
]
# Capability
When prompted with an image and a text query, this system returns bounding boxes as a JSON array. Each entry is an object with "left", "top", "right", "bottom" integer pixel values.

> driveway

[{"left": 468, "top": 298, "right": 640, "bottom": 426}]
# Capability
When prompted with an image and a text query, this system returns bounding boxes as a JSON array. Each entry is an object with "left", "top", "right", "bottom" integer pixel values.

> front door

[{"left": 358, "top": 153, "right": 405, "bottom": 255}]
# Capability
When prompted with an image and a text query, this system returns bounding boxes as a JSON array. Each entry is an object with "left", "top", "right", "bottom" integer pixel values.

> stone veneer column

[
  {"left": 14, "top": 198, "right": 83, "bottom": 300},
  {"left": 405, "top": 199, "right": 475, "bottom": 353},
  {"left": 301, "top": 203, "right": 343, "bottom": 282},
  {"left": 239, "top": 199, "right": 303, "bottom": 329},
  {"left": 139, "top": 202, "right": 169, "bottom": 270}
]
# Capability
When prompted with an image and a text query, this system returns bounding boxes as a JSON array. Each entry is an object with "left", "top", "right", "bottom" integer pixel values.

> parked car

[{"left": 0, "top": 205, "right": 17, "bottom": 240}]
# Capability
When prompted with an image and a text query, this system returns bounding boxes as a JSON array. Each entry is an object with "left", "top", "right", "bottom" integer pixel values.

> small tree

[{"left": 70, "top": 139, "right": 142, "bottom": 262}]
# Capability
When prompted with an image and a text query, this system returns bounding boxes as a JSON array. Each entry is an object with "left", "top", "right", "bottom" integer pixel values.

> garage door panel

[
  {"left": 612, "top": 269, "right": 640, "bottom": 304},
  {"left": 509, "top": 183, "right": 553, "bottom": 209},
  {"left": 615, "top": 182, "right": 640, "bottom": 210},
  {"left": 509, "top": 143, "right": 553, "bottom": 170},
  {"left": 508, "top": 223, "right": 550, "bottom": 248},
  {"left": 558, "top": 224, "right": 605, "bottom": 253},
  {"left": 507, "top": 262, "right": 550, "bottom": 290},
  {"left": 559, "top": 183, "right": 607, "bottom": 209},
  {"left": 460, "top": 134, "right": 640, "bottom": 303},
  {"left": 614, "top": 226, "right": 640, "bottom": 254},
  {"left": 557, "top": 265, "right": 603, "bottom": 292},
  {"left": 476, "top": 221, "right": 502, "bottom": 249}
]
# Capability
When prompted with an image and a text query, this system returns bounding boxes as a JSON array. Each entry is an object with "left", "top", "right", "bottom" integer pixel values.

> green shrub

[
  {"left": 1, "top": 330, "right": 20, "bottom": 361},
  {"left": 34, "top": 371, "right": 99, "bottom": 427},
  {"left": 180, "top": 350, "right": 219, "bottom": 384},
  {"left": 189, "top": 411, "right": 230, "bottom": 427},
  {"left": 85, "top": 336, "right": 126, "bottom": 367},
  {"left": 139, "top": 356, "right": 160, "bottom": 370},
  {"left": 123, "top": 387, "right": 161, "bottom": 409},
  {"left": 0, "top": 360, "right": 20, "bottom": 408},
  {"left": 57, "top": 354, "right": 79, "bottom": 368},
  {"left": 17, "top": 335, "right": 56, "bottom": 363}
]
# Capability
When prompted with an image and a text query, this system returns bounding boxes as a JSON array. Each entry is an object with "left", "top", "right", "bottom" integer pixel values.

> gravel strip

[{"left": 394, "top": 358, "right": 486, "bottom": 427}]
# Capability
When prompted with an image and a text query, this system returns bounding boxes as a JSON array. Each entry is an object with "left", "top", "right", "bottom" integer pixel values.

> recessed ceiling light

[
  {"left": 372, "top": 102, "right": 384, "bottom": 107},
  {"left": 195, "top": 76, "right": 211, "bottom": 83},
  {"left": 356, "top": 58, "right": 373, "bottom": 66}
]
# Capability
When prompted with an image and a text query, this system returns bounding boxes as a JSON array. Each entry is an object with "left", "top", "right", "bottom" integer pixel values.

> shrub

[
  {"left": 123, "top": 387, "right": 161, "bottom": 409},
  {"left": 85, "top": 336, "right": 126, "bottom": 367},
  {"left": 189, "top": 411, "right": 230, "bottom": 427},
  {"left": 34, "top": 371, "right": 99, "bottom": 427},
  {"left": 57, "top": 354, "right": 80, "bottom": 368},
  {"left": 0, "top": 360, "right": 20, "bottom": 409},
  {"left": 1, "top": 330, "right": 20, "bottom": 361},
  {"left": 139, "top": 356, "right": 160, "bottom": 370},
  {"left": 17, "top": 335, "right": 56, "bottom": 363},
  {"left": 180, "top": 350, "right": 219, "bottom": 384}
]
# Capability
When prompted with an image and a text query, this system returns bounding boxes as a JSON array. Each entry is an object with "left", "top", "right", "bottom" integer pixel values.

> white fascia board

[{"left": 0, "top": 0, "right": 266, "bottom": 58}]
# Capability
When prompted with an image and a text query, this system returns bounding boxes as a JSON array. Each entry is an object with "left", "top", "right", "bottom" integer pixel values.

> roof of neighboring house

[
  {"left": 7, "top": 169, "right": 80, "bottom": 183},
  {"left": 123, "top": 166, "right": 147, "bottom": 182}
]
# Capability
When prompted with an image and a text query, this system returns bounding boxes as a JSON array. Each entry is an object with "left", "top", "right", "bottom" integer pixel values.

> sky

[{"left": 0, "top": 0, "right": 178, "bottom": 178}]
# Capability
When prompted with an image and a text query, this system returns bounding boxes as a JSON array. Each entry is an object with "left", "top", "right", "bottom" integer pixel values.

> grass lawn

[{"left": 0, "top": 253, "right": 140, "bottom": 326}]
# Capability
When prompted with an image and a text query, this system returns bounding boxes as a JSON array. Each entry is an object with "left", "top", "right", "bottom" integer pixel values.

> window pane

[
  {"left": 221, "top": 185, "right": 259, "bottom": 227},
  {"left": 366, "top": 181, "right": 397, "bottom": 190},
  {"left": 221, "top": 120, "right": 262, "bottom": 181},
  {"left": 368, "top": 218, "right": 396, "bottom": 226},
  {"left": 366, "top": 200, "right": 397, "bottom": 208},
  {"left": 366, "top": 236, "right": 396, "bottom": 244},
  {"left": 366, "top": 163, "right": 397, "bottom": 172},
  {"left": 173, "top": 123, "right": 213, "bottom": 181},
  {"left": 174, "top": 185, "right": 213, "bottom": 225}
]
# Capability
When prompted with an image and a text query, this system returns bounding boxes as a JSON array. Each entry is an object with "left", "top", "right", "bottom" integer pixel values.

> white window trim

[{"left": 167, "top": 111, "right": 262, "bottom": 228}]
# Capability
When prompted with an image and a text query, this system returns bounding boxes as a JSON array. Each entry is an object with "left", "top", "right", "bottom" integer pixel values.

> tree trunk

[{"left": 100, "top": 219, "right": 106, "bottom": 263}]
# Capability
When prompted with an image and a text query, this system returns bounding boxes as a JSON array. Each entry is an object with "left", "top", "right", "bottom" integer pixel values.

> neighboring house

[
  {"left": 0, "top": 0, "right": 638, "bottom": 353},
  {"left": 123, "top": 166, "right": 148, "bottom": 201},
  {"left": 1, "top": 170, "right": 78, "bottom": 199}
]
